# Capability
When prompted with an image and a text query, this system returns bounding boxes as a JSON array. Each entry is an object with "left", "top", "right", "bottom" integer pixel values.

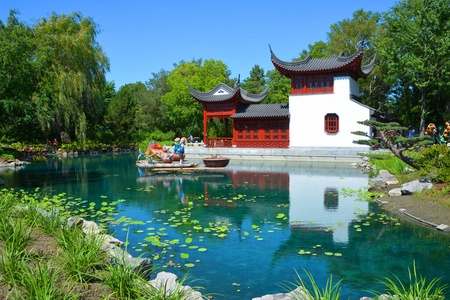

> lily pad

[{"left": 185, "top": 263, "right": 195, "bottom": 268}]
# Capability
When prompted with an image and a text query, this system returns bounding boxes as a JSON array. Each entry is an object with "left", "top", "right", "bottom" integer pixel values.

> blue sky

[{"left": 1, "top": 0, "right": 397, "bottom": 89}]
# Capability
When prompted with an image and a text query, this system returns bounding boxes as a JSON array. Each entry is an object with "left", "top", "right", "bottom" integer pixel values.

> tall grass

[
  {"left": 371, "top": 263, "right": 448, "bottom": 300},
  {"left": 0, "top": 247, "right": 28, "bottom": 285},
  {"left": 100, "top": 247, "right": 149, "bottom": 299},
  {"left": 55, "top": 227, "right": 107, "bottom": 283},
  {"left": 281, "top": 269, "right": 343, "bottom": 300},
  {"left": 14, "top": 259, "right": 80, "bottom": 300}
]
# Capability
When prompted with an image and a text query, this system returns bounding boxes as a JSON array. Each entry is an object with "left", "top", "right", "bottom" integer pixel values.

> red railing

[{"left": 206, "top": 138, "right": 233, "bottom": 148}]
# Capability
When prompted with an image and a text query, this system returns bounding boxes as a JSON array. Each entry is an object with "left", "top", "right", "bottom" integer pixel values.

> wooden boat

[
  {"left": 136, "top": 161, "right": 198, "bottom": 169},
  {"left": 202, "top": 157, "right": 230, "bottom": 167}
]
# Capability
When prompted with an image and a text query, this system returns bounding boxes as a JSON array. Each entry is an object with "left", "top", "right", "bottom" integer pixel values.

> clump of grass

[
  {"left": 55, "top": 226, "right": 107, "bottom": 283},
  {"left": 371, "top": 263, "right": 448, "bottom": 300},
  {"left": 281, "top": 269, "right": 343, "bottom": 300},
  {"left": 100, "top": 247, "right": 150, "bottom": 299},
  {"left": 0, "top": 247, "right": 29, "bottom": 285},
  {"left": 0, "top": 189, "right": 16, "bottom": 214},
  {"left": 0, "top": 216, "right": 32, "bottom": 253},
  {"left": 14, "top": 259, "right": 80, "bottom": 300},
  {"left": 144, "top": 273, "right": 206, "bottom": 300}
]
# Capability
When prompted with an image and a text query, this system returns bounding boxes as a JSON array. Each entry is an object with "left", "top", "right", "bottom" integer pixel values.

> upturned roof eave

[{"left": 269, "top": 43, "right": 372, "bottom": 77}]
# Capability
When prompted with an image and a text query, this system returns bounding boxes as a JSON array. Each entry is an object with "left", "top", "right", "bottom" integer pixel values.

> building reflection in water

[{"left": 137, "top": 161, "right": 368, "bottom": 245}]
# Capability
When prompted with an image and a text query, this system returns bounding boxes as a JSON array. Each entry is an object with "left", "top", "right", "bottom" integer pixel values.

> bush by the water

[{"left": 417, "top": 145, "right": 450, "bottom": 183}]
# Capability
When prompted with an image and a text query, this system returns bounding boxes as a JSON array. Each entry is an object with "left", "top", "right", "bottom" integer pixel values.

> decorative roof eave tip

[{"left": 361, "top": 53, "right": 377, "bottom": 76}]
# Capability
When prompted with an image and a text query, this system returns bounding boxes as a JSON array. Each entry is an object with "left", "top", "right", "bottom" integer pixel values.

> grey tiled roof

[
  {"left": 231, "top": 103, "right": 289, "bottom": 119},
  {"left": 188, "top": 82, "right": 268, "bottom": 104},
  {"left": 270, "top": 43, "right": 376, "bottom": 77}
]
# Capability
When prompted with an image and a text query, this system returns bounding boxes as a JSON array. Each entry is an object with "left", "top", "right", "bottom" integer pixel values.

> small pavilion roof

[
  {"left": 188, "top": 82, "right": 268, "bottom": 104},
  {"left": 231, "top": 103, "right": 289, "bottom": 119},
  {"left": 270, "top": 43, "right": 376, "bottom": 78}
]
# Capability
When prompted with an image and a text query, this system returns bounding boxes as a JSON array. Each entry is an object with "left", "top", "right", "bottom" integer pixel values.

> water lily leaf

[
  {"left": 186, "top": 238, "right": 193, "bottom": 244},
  {"left": 198, "top": 248, "right": 207, "bottom": 252},
  {"left": 334, "top": 253, "right": 342, "bottom": 257},
  {"left": 100, "top": 196, "right": 108, "bottom": 198},
  {"left": 181, "top": 253, "right": 189, "bottom": 259},
  {"left": 324, "top": 252, "right": 333, "bottom": 256},
  {"left": 185, "top": 263, "right": 195, "bottom": 267}
]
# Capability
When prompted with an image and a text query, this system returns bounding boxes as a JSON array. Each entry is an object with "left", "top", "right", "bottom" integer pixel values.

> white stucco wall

[{"left": 289, "top": 76, "right": 370, "bottom": 148}]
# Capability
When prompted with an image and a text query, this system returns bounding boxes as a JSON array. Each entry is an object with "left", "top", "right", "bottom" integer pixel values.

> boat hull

[
  {"left": 136, "top": 161, "right": 198, "bottom": 169},
  {"left": 202, "top": 157, "right": 230, "bottom": 167}
]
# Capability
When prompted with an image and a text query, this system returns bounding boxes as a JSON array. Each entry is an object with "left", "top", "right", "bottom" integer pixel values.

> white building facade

[{"left": 271, "top": 44, "right": 378, "bottom": 155}]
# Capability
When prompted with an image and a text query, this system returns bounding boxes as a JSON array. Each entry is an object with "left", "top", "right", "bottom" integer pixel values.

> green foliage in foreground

[
  {"left": 371, "top": 263, "right": 448, "bottom": 300},
  {"left": 416, "top": 145, "right": 450, "bottom": 183},
  {"left": 364, "top": 151, "right": 422, "bottom": 177},
  {"left": 281, "top": 269, "right": 343, "bottom": 300}
]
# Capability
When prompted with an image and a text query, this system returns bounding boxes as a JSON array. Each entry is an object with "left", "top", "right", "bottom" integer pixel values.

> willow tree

[{"left": 33, "top": 12, "right": 110, "bottom": 142}]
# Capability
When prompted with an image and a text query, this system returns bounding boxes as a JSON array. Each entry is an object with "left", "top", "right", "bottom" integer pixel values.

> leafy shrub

[{"left": 416, "top": 145, "right": 450, "bottom": 182}]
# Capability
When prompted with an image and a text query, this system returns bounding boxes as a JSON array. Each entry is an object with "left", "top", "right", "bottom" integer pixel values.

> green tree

[
  {"left": 0, "top": 10, "right": 39, "bottom": 141},
  {"left": 265, "top": 69, "right": 290, "bottom": 104},
  {"left": 161, "top": 59, "right": 232, "bottom": 136},
  {"left": 379, "top": 0, "right": 450, "bottom": 134},
  {"left": 241, "top": 65, "right": 267, "bottom": 94},
  {"left": 106, "top": 82, "right": 147, "bottom": 139},
  {"left": 296, "top": 41, "right": 329, "bottom": 60},
  {"left": 139, "top": 69, "right": 172, "bottom": 132},
  {"left": 32, "top": 12, "right": 110, "bottom": 142}
]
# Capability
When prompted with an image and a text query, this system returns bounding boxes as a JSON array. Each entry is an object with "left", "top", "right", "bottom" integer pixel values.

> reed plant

[
  {"left": 281, "top": 269, "right": 343, "bottom": 300},
  {"left": 14, "top": 259, "right": 80, "bottom": 300},
  {"left": 34, "top": 206, "right": 66, "bottom": 235},
  {"left": 371, "top": 263, "right": 448, "bottom": 300},
  {"left": 0, "top": 216, "right": 32, "bottom": 254},
  {"left": 55, "top": 227, "right": 107, "bottom": 283},
  {"left": 100, "top": 243, "right": 150, "bottom": 299},
  {"left": 0, "top": 247, "right": 29, "bottom": 285},
  {"left": 143, "top": 273, "right": 207, "bottom": 300},
  {"left": 0, "top": 189, "right": 16, "bottom": 215}
]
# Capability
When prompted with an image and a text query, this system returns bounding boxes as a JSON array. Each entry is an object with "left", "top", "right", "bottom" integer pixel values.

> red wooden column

[{"left": 203, "top": 106, "right": 208, "bottom": 145}]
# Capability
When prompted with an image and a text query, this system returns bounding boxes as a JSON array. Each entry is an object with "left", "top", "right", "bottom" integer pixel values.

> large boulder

[
  {"left": 401, "top": 179, "right": 433, "bottom": 195},
  {"left": 377, "top": 170, "right": 399, "bottom": 185}
]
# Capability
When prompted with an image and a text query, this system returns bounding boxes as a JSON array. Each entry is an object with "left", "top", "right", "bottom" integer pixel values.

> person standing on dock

[{"left": 179, "top": 137, "right": 186, "bottom": 164}]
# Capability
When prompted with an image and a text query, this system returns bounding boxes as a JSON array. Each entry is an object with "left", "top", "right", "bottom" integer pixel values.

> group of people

[
  {"left": 425, "top": 122, "right": 450, "bottom": 145},
  {"left": 45, "top": 139, "right": 58, "bottom": 150}
]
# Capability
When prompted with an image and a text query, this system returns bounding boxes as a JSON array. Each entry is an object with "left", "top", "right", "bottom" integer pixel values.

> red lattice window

[{"left": 325, "top": 114, "right": 339, "bottom": 134}]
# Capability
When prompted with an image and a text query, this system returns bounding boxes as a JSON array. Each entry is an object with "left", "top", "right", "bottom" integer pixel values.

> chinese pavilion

[
  {"left": 270, "top": 42, "right": 377, "bottom": 150},
  {"left": 189, "top": 82, "right": 290, "bottom": 148},
  {"left": 189, "top": 41, "right": 377, "bottom": 151}
]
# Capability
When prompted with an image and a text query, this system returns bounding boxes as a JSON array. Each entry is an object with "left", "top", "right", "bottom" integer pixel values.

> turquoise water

[{"left": 2, "top": 153, "right": 449, "bottom": 299}]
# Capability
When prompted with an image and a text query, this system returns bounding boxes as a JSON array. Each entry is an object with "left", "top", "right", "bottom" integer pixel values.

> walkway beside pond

[{"left": 185, "top": 144, "right": 368, "bottom": 162}]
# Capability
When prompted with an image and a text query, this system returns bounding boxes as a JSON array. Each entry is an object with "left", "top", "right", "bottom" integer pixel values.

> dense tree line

[{"left": 1, "top": 0, "right": 449, "bottom": 145}]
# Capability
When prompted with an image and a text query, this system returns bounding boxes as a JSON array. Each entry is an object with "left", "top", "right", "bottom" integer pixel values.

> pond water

[{"left": 2, "top": 153, "right": 449, "bottom": 299}]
